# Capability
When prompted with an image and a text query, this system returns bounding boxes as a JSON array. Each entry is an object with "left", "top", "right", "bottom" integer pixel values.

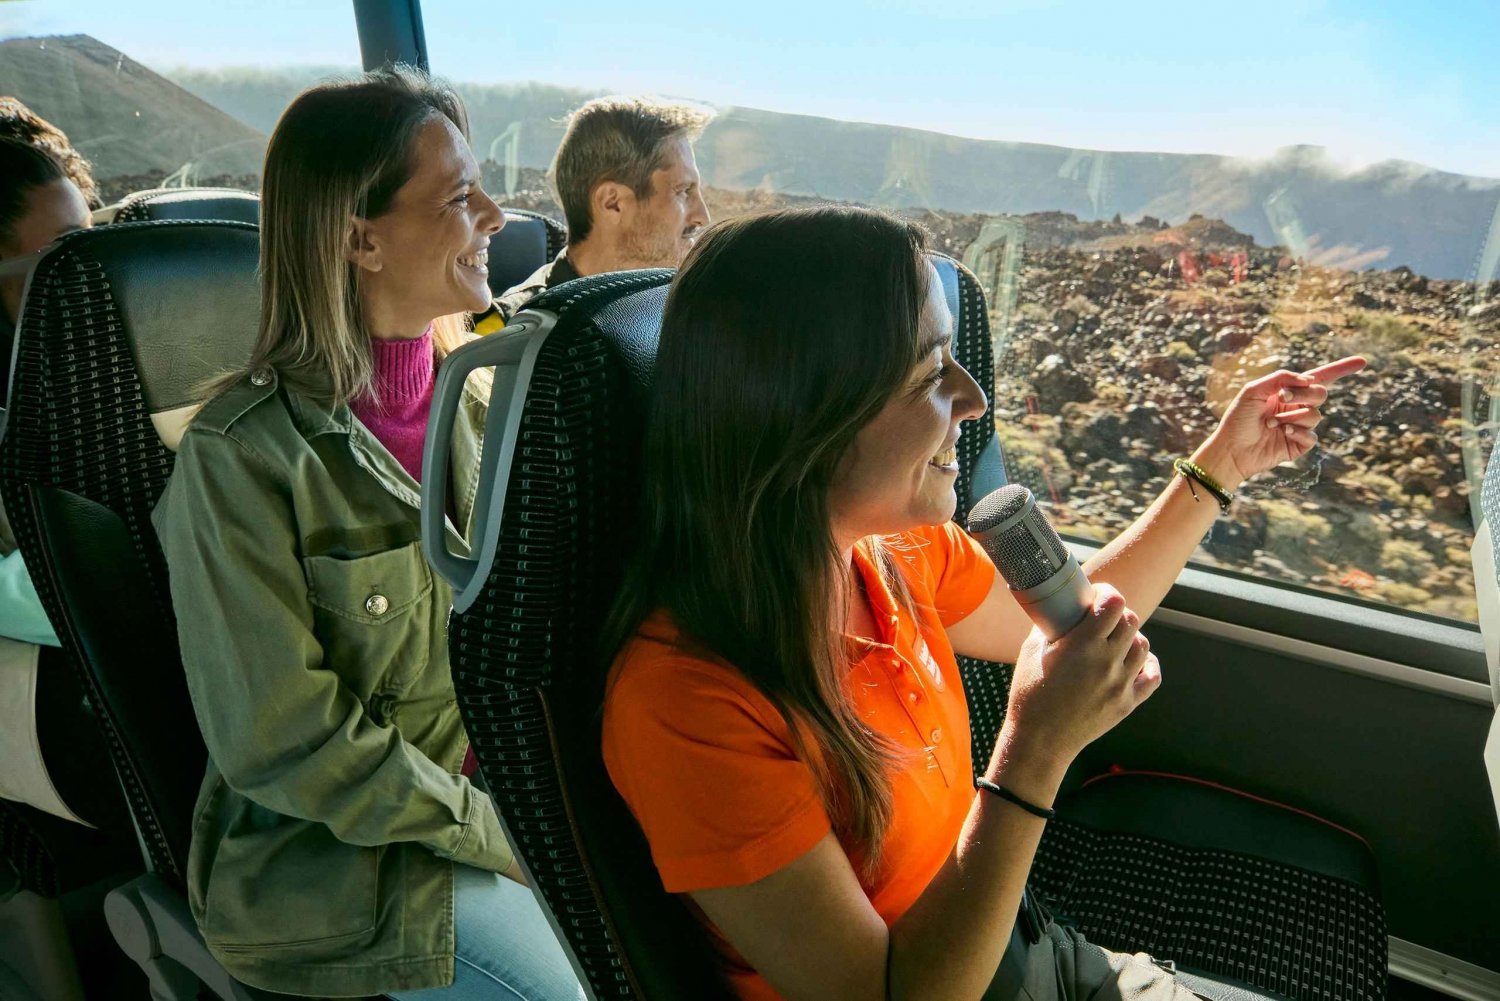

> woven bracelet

[
  {"left": 1172, "top": 457, "right": 1232, "bottom": 512},
  {"left": 975, "top": 777, "right": 1056, "bottom": 821}
]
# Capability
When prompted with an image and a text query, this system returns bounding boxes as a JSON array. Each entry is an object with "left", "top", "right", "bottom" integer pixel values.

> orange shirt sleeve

[
  {"left": 602, "top": 649, "right": 831, "bottom": 893},
  {"left": 912, "top": 521, "right": 998, "bottom": 625}
]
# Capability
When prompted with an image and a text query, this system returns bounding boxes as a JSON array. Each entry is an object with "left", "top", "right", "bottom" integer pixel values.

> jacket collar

[
  {"left": 544, "top": 248, "right": 580, "bottom": 288},
  {"left": 254, "top": 365, "right": 488, "bottom": 549}
]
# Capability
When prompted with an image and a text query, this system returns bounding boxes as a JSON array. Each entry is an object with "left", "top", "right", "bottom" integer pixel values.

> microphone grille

[
  {"left": 988, "top": 516, "right": 1070, "bottom": 590},
  {"left": 967, "top": 484, "right": 1032, "bottom": 534},
  {"left": 968, "top": 486, "right": 1071, "bottom": 591}
]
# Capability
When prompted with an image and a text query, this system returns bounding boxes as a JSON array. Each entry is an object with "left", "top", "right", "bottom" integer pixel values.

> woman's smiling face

[
  {"left": 354, "top": 115, "right": 504, "bottom": 337},
  {"left": 829, "top": 263, "right": 987, "bottom": 545}
]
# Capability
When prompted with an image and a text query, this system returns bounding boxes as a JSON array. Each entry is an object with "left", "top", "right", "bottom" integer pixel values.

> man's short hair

[
  {"left": 552, "top": 97, "right": 711, "bottom": 245},
  {"left": 0, "top": 97, "right": 101, "bottom": 209}
]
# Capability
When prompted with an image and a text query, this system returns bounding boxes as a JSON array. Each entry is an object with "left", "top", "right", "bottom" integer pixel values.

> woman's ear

[{"left": 345, "top": 216, "right": 383, "bottom": 273}]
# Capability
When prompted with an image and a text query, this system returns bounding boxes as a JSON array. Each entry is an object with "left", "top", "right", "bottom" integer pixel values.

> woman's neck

[
  {"left": 361, "top": 288, "right": 436, "bottom": 342},
  {"left": 367, "top": 320, "right": 432, "bottom": 341}
]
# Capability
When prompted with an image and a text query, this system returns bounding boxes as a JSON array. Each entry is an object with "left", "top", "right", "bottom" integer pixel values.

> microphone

[{"left": 967, "top": 485, "right": 1094, "bottom": 640}]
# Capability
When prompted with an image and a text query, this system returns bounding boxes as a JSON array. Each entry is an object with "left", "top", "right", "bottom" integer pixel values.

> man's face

[{"left": 618, "top": 137, "right": 709, "bottom": 268}]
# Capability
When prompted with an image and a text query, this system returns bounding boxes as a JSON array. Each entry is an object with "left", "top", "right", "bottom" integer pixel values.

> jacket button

[
  {"left": 929, "top": 727, "right": 943, "bottom": 744},
  {"left": 906, "top": 691, "right": 921, "bottom": 705},
  {"left": 250, "top": 369, "right": 272, "bottom": 387},
  {"left": 365, "top": 594, "right": 390, "bottom": 616}
]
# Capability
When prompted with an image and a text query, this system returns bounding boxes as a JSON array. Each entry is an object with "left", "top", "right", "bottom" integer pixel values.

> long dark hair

[{"left": 606, "top": 205, "right": 931, "bottom": 868}]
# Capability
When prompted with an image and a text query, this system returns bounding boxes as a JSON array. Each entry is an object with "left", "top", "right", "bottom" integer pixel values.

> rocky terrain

[{"left": 991, "top": 221, "right": 1498, "bottom": 621}]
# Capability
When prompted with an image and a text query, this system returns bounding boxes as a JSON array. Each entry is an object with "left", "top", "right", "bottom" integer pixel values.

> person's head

[
  {"left": 552, "top": 97, "right": 711, "bottom": 270},
  {"left": 609, "top": 206, "right": 985, "bottom": 867},
  {"left": 0, "top": 98, "right": 100, "bottom": 210},
  {"left": 0, "top": 137, "right": 92, "bottom": 323},
  {"left": 245, "top": 66, "right": 504, "bottom": 406}
]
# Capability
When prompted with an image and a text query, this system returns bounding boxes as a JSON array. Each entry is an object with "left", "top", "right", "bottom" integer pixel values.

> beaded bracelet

[
  {"left": 975, "top": 777, "right": 1056, "bottom": 820},
  {"left": 1172, "top": 457, "right": 1233, "bottom": 512}
]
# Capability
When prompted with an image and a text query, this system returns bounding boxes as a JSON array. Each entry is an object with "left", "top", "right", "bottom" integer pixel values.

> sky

[{"left": 1, "top": 0, "right": 1496, "bottom": 179}]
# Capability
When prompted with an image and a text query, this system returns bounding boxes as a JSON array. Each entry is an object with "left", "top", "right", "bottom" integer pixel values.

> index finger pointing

[{"left": 1300, "top": 356, "right": 1367, "bottom": 385}]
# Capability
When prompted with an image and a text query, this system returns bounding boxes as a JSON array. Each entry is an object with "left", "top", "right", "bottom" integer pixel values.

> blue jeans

[{"left": 390, "top": 864, "right": 587, "bottom": 1001}]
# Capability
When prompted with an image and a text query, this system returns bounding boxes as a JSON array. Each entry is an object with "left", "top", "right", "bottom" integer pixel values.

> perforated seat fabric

[
  {"left": 0, "top": 220, "right": 260, "bottom": 884},
  {"left": 0, "top": 799, "right": 137, "bottom": 900},
  {"left": 1029, "top": 818, "right": 1386, "bottom": 1001},
  {"left": 112, "top": 188, "right": 260, "bottom": 225},
  {"left": 0, "top": 802, "right": 56, "bottom": 897},
  {"left": 446, "top": 269, "right": 729, "bottom": 1000},
  {"left": 957, "top": 627, "right": 1387, "bottom": 997},
  {"left": 1054, "top": 773, "right": 1379, "bottom": 889}
]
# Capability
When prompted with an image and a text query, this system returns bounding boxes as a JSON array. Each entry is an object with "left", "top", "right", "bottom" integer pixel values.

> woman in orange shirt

[{"left": 602, "top": 206, "right": 1363, "bottom": 1001}]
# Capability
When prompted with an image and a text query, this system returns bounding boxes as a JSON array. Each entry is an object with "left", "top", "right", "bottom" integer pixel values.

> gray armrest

[{"left": 104, "top": 873, "right": 276, "bottom": 1001}]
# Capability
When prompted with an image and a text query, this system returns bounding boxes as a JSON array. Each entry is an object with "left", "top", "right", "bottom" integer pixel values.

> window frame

[
  {"left": 352, "top": 0, "right": 428, "bottom": 71},
  {"left": 1065, "top": 538, "right": 1490, "bottom": 698}
]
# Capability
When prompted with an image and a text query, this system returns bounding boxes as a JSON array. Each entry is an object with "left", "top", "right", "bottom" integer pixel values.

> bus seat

[
  {"left": 486, "top": 209, "right": 567, "bottom": 299},
  {"left": 944, "top": 267, "right": 1387, "bottom": 999},
  {"left": 0, "top": 221, "right": 324, "bottom": 1001},
  {"left": 110, "top": 187, "right": 260, "bottom": 225},
  {"left": 424, "top": 268, "right": 730, "bottom": 998}
]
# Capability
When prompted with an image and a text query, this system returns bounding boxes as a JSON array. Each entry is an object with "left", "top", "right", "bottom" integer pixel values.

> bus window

[
  {"left": 9, "top": 0, "right": 1491, "bottom": 624},
  {"left": 0, "top": 0, "right": 359, "bottom": 205},
  {"left": 419, "top": 0, "right": 1497, "bottom": 626}
]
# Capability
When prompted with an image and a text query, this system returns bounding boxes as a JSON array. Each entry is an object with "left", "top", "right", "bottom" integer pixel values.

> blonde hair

[{"left": 215, "top": 66, "right": 474, "bottom": 407}]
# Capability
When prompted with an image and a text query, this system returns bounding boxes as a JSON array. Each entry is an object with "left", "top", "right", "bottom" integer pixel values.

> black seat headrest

[
  {"left": 113, "top": 188, "right": 260, "bottom": 225},
  {"left": 486, "top": 209, "right": 567, "bottom": 297}
]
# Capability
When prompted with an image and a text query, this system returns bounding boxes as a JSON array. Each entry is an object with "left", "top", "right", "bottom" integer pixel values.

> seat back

[
  {"left": 488, "top": 210, "right": 567, "bottom": 297},
  {"left": 0, "top": 221, "right": 261, "bottom": 884},
  {"left": 112, "top": 188, "right": 261, "bottom": 226},
  {"left": 427, "top": 255, "right": 1004, "bottom": 999}
]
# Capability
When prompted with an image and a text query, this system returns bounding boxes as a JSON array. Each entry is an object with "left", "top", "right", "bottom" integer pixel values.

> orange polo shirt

[{"left": 602, "top": 521, "right": 996, "bottom": 1000}]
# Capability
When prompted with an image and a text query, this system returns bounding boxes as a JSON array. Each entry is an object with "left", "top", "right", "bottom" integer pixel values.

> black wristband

[{"left": 975, "top": 777, "right": 1056, "bottom": 820}]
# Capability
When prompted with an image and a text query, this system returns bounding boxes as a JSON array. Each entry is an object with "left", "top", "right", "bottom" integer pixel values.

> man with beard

[{"left": 482, "top": 97, "right": 711, "bottom": 329}]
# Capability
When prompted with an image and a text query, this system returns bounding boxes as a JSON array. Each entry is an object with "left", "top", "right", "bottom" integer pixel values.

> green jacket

[{"left": 153, "top": 365, "right": 511, "bottom": 997}]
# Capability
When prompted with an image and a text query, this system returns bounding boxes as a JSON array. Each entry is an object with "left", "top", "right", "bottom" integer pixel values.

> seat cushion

[
  {"left": 1057, "top": 772, "right": 1378, "bottom": 889},
  {"left": 1029, "top": 775, "right": 1387, "bottom": 1001}
]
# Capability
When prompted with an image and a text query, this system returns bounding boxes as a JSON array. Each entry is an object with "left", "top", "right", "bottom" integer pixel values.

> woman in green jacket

[{"left": 153, "top": 70, "right": 584, "bottom": 1000}]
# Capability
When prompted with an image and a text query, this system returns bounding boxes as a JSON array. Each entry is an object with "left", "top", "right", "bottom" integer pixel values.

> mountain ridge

[
  {"left": 3, "top": 34, "right": 1496, "bottom": 280},
  {"left": 0, "top": 34, "right": 264, "bottom": 183}
]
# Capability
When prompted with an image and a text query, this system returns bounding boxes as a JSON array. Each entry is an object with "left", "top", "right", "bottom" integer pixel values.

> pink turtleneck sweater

[
  {"left": 352, "top": 330, "right": 480, "bottom": 777},
  {"left": 351, "top": 328, "right": 435, "bottom": 484}
]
